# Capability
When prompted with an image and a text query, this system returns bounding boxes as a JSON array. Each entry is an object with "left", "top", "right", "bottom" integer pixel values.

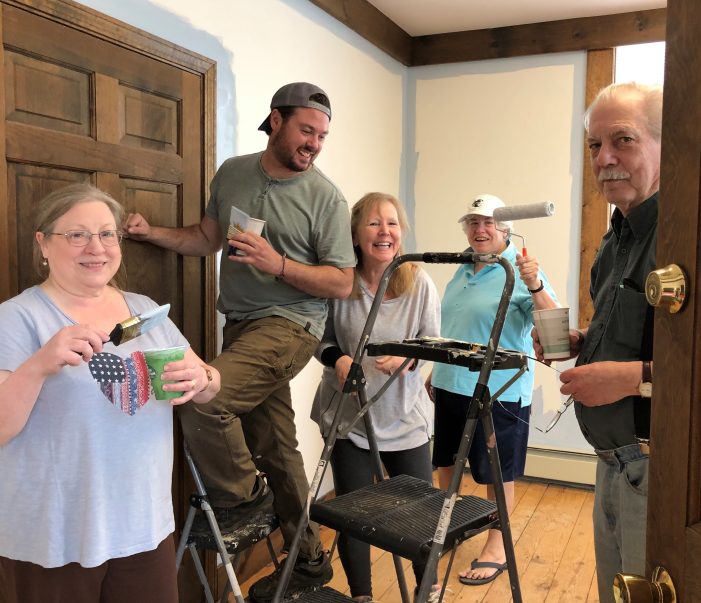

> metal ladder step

[
  {"left": 186, "top": 507, "right": 279, "bottom": 554},
  {"left": 289, "top": 586, "right": 356, "bottom": 603},
  {"left": 311, "top": 474, "right": 498, "bottom": 561}
]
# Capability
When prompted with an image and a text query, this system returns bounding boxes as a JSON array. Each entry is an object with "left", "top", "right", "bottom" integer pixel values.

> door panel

[
  {"left": 120, "top": 83, "right": 180, "bottom": 153},
  {"left": 4, "top": 48, "right": 91, "bottom": 135},
  {"left": 120, "top": 178, "right": 181, "bottom": 319},
  {"left": 10, "top": 163, "right": 91, "bottom": 293}
]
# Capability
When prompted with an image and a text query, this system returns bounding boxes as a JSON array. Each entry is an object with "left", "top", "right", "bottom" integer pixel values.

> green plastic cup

[{"left": 144, "top": 346, "right": 186, "bottom": 400}]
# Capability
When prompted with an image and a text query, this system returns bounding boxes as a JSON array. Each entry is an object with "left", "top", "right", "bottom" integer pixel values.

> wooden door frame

[
  {"left": 647, "top": 0, "right": 701, "bottom": 597},
  {"left": 577, "top": 48, "right": 614, "bottom": 329}
]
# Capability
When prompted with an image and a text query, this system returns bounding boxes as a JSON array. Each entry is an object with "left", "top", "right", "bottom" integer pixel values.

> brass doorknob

[
  {"left": 645, "top": 264, "right": 687, "bottom": 313},
  {"left": 613, "top": 566, "right": 676, "bottom": 602}
]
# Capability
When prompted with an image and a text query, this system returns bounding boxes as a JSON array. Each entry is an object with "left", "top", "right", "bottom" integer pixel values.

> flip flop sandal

[{"left": 458, "top": 558, "right": 508, "bottom": 586}]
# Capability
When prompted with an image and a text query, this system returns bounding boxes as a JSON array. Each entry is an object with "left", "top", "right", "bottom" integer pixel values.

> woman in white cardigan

[{"left": 311, "top": 192, "right": 441, "bottom": 603}]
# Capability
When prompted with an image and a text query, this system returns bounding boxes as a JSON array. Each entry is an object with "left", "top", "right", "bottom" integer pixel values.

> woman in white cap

[{"left": 429, "top": 194, "right": 559, "bottom": 586}]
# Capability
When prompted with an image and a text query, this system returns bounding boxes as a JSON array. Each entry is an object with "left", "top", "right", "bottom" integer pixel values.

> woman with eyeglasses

[
  {"left": 0, "top": 183, "right": 220, "bottom": 603},
  {"left": 428, "top": 194, "right": 559, "bottom": 586}
]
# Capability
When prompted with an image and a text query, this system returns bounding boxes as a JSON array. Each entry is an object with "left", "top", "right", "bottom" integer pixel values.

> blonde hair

[
  {"left": 34, "top": 183, "right": 126, "bottom": 287},
  {"left": 584, "top": 81, "right": 663, "bottom": 141},
  {"left": 350, "top": 192, "right": 417, "bottom": 299}
]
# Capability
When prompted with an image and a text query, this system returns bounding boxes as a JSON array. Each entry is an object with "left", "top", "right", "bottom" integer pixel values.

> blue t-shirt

[
  {"left": 0, "top": 287, "right": 188, "bottom": 567},
  {"left": 431, "top": 242, "right": 558, "bottom": 406}
]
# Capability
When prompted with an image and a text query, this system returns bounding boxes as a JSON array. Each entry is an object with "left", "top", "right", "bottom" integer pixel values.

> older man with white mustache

[{"left": 533, "top": 82, "right": 662, "bottom": 603}]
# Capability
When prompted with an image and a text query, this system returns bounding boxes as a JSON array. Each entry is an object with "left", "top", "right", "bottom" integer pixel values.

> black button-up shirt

[{"left": 575, "top": 193, "right": 657, "bottom": 450}]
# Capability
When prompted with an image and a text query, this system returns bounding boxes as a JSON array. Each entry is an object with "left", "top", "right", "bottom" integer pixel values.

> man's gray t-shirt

[{"left": 206, "top": 152, "right": 355, "bottom": 339}]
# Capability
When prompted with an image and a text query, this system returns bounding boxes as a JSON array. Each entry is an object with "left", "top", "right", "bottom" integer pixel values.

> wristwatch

[{"left": 638, "top": 360, "right": 652, "bottom": 398}]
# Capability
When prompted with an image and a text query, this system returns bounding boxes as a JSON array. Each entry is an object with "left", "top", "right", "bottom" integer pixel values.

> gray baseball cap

[{"left": 258, "top": 82, "right": 332, "bottom": 132}]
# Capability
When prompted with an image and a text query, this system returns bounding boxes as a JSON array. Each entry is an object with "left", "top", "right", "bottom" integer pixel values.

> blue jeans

[{"left": 593, "top": 444, "right": 648, "bottom": 603}]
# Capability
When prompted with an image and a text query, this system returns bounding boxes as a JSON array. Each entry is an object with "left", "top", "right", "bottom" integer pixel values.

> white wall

[
  {"left": 78, "top": 0, "right": 596, "bottom": 483},
  {"left": 77, "top": 0, "right": 405, "bottom": 487},
  {"left": 409, "top": 53, "right": 593, "bottom": 458}
]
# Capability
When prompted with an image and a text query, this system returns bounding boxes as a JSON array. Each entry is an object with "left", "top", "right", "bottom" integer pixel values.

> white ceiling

[{"left": 366, "top": 0, "right": 667, "bottom": 36}]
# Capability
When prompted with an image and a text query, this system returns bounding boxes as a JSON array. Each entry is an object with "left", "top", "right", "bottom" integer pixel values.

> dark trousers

[
  {"left": 178, "top": 316, "right": 321, "bottom": 559},
  {"left": 0, "top": 535, "right": 178, "bottom": 603},
  {"left": 432, "top": 388, "right": 529, "bottom": 483},
  {"left": 330, "top": 438, "right": 436, "bottom": 598}
]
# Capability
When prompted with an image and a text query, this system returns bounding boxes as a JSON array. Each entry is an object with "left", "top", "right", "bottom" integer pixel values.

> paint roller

[
  {"left": 492, "top": 201, "right": 555, "bottom": 222},
  {"left": 492, "top": 201, "right": 555, "bottom": 255}
]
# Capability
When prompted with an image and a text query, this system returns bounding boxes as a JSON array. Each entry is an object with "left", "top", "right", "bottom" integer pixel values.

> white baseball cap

[{"left": 457, "top": 194, "right": 505, "bottom": 223}]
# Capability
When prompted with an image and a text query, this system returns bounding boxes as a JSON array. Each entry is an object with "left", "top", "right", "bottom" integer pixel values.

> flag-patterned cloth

[{"left": 89, "top": 351, "right": 151, "bottom": 415}]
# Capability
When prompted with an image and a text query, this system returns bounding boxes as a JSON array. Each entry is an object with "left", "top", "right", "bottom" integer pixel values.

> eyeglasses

[
  {"left": 536, "top": 395, "right": 575, "bottom": 433},
  {"left": 48, "top": 230, "right": 123, "bottom": 247}
]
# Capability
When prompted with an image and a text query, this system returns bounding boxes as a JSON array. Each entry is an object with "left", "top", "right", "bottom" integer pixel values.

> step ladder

[
  {"left": 272, "top": 251, "right": 527, "bottom": 603},
  {"left": 176, "top": 442, "right": 280, "bottom": 603}
]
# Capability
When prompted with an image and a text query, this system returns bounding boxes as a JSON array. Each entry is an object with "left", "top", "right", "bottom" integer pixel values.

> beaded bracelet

[{"left": 275, "top": 253, "right": 287, "bottom": 281}]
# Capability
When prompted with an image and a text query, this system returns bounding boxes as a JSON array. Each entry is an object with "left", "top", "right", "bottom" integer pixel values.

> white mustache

[{"left": 598, "top": 169, "right": 630, "bottom": 182}]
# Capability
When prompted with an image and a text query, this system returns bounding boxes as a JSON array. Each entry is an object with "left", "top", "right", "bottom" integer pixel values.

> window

[{"left": 615, "top": 42, "right": 665, "bottom": 85}]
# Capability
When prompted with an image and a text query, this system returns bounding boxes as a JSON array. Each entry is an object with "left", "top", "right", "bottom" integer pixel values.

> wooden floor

[{"left": 240, "top": 474, "right": 600, "bottom": 603}]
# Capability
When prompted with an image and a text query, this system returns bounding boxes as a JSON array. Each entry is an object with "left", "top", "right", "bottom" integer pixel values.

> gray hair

[
  {"left": 584, "top": 81, "right": 663, "bottom": 141},
  {"left": 34, "top": 183, "right": 125, "bottom": 286}
]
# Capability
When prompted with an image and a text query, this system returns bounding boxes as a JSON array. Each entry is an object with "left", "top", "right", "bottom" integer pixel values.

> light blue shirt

[
  {"left": 0, "top": 287, "right": 188, "bottom": 567},
  {"left": 431, "top": 242, "right": 558, "bottom": 406}
]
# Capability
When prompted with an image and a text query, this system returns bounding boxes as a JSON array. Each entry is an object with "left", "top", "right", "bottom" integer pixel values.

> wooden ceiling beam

[
  {"left": 307, "top": 2, "right": 666, "bottom": 66},
  {"left": 307, "top": 0, "right": 412, "bottom": 65},
  {"left": 412, "top": 9, "right": 666, "bottom": 65}
]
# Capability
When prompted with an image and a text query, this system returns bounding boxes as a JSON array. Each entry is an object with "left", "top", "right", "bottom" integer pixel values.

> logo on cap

[{"left": 472, "top": 199, "right": 484, "bottom": 207}]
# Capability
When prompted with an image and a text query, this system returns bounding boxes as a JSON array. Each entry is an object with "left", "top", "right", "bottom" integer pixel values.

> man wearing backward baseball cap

[{"left": 125, "top": 82, "right": 355, "bottom": 601}]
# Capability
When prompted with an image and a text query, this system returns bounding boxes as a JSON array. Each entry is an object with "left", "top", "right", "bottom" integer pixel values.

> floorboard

[{"left": 238, "top": 474, "right": 599, "bottom": 603}]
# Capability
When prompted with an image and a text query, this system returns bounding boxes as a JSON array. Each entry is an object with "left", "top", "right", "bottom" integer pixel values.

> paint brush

[{"left": 108, "top": 304, "right": 171, "bottom": 346}]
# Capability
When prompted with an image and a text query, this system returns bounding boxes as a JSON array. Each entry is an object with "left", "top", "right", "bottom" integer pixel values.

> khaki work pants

[{"left": 178, "top": 315, "right": 321, "bottom": 560}]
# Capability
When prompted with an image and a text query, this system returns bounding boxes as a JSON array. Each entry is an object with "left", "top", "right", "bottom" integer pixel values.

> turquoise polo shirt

[{"left": 431, "top": 242, "right": 558, "bottom": 406}]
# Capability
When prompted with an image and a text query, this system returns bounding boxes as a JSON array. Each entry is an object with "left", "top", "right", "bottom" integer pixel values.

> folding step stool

[
  {"left": 270, "top": 252, "right": 527, "bottom": 603},
  {"left": 176, "top": 442, "right": 281, "bottom": 603}
]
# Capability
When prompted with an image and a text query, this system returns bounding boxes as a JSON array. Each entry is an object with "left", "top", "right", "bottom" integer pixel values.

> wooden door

[
  {"left": 0, "top": 1, "right": 214, "bottom": 324},
  {"left": 646, "top": 0, "right": 701, "bottom": 600},
  {"left": 0, "top": 0, "right": 216, "bottom": 599}
]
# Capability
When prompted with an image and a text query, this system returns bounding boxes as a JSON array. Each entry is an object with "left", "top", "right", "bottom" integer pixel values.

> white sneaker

[
  {"left": 426, "top": 589, "right": 441, "bottom": 603},
  {"left": 414, "top": 586, "right": 449, "bottom": 603}
]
